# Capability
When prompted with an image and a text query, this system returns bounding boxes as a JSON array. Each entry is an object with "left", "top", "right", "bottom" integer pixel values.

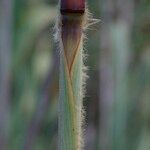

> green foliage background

[{"left": 0, "top": 0, "right": 150, "bottom": 149}]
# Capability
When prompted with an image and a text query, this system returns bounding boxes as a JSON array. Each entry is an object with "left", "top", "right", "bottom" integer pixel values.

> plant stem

[{"left": 57, "top": 0, "right": 86, "bottom": 149}]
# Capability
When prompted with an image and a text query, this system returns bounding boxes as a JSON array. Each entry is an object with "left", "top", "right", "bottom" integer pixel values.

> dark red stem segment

[{"left": 61, "top": 0, "right": 85, "bottom": 14}]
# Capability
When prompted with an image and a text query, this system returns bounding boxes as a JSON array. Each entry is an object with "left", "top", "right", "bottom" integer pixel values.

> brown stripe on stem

[
  {"left": 61, "top": 0, "right": 85, "bottom": 14},
  {"left": 61, "top": 13, "right": 84, "bottom": 73}
]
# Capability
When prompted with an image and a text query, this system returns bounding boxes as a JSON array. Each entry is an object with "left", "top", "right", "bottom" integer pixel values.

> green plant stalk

[
  {"left": 59, "top": 15, "right": 85, "bottom": 150},
  {"left": 56, "top": 1, "right": 88, "bottom": 149}
]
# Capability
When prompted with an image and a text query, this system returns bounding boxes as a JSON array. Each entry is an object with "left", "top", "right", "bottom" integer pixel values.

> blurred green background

[{"left": 0, "top": 0, "right": 150, "bottom": 150}]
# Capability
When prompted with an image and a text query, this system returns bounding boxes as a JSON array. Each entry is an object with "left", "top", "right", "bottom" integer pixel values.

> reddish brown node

[{"left": 60, "top": 0, "right": 85, "bottom": 14}]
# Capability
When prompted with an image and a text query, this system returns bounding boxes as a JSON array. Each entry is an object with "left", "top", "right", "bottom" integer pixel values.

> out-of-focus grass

[
  {"left": 10, "top": 1, "right": 58, "bottom": 149},
  {"left": 0, "top": 0, "right": 150, "bottom": 149}
]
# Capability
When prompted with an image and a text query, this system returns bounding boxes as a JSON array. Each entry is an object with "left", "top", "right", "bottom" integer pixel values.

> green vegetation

[{"left": 0, "top": 0, "right": 149, "bottom": 150}]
